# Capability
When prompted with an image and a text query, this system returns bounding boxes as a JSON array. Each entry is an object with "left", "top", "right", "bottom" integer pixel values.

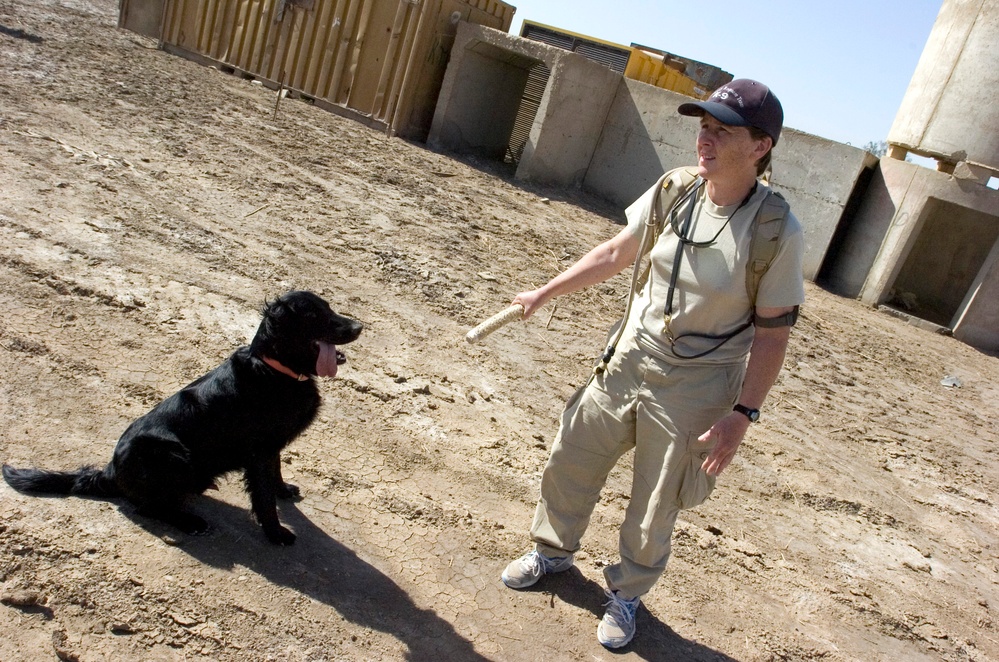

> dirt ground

[{"left": 1, "top": 1, "right": 997, "bottom": 660}]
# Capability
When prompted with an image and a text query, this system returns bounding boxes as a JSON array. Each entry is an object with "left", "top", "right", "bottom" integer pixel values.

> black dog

[{"left": 3, "top": 291, "right": 362, "bottom": 545}]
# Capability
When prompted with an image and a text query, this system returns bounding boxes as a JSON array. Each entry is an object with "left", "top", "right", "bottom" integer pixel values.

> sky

[{"left": 504, "top": 0, "right": 943, "bottom": 149}]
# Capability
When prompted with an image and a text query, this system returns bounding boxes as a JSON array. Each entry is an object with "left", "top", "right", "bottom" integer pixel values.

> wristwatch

[{"left": 733, "top": 404, "right": 760, "bottom": 423}]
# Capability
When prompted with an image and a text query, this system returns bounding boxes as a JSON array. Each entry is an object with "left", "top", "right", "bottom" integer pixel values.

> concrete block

[
  {"left": 953, "top": 238, "right": 999, "bottom": 352},
  {"left": 828, "top": 157, "right": 999, "bottom": 351},
  {"left": 516, "top": 51, "right": 620, "bottom": 187},
  {"left": 771, "top": 129, "right": 878, "bottom": 281}
]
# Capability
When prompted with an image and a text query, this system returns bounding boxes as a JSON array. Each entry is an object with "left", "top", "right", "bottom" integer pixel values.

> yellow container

[{"left": 624, "top": 47, "right": 705, "bottom": 98}]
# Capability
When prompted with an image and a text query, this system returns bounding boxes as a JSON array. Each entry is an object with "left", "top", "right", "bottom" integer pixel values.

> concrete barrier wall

[
  {"left": 770, "top": 130, "right": 878, "bottom": 281},
  {"left": 827, "top": 157, "right": 999, "bottom": 350},
  {"left": 429, "top": 42, "right": 533, "bottom": 159},
  {"left": 861, "top": 159, "right": 998, "bottom": 337},
  {"left": 820, "top": 165, "right": 897, "bottom": 299},
  {"left": 955, "top": 238, "right": 999, "bottom": 351},
  {"left": 584, "top": 79, "right": 698, "bottom": 207},
  {"left": 429, "top": 23, "right": 620, "bottom": 187},
  {"left": 854, "top": 158, "right": 998, "bottom": 304}
]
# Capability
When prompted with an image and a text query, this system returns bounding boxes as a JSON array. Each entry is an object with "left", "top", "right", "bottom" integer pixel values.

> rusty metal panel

[{"left": 148, "top": 0, "right": 514, "bottom": 138}]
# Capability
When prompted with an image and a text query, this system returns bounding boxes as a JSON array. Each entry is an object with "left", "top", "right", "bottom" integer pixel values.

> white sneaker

[
  {"left": 501, "top": 550, "right": 574, "bottom": 589},
  {"left": 597, "top": 589, "right": 640, "bottom": 648}
]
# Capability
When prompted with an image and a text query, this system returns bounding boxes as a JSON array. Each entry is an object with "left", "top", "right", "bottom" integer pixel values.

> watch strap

[{"left": 733, "top": 403, "right": 760, "bottom": 422}]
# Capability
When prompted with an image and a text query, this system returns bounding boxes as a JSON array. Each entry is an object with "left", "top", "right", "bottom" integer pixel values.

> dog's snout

[{"left": 333, "top": 318, "right": 363, "bottom": 345}]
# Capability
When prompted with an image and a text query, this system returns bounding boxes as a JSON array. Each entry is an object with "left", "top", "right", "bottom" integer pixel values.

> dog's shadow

[
  {"left": 523, "top": 568, "right": 740, "bottom": 661},
  {"left": 120, "top": 497, "right": 491, "bottom": 661}
]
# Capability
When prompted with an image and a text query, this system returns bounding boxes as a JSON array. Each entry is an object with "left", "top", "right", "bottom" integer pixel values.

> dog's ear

[
  {"left": 262, "top": 294, "right": 294, "bottom": 322},
  {"left": 262, "top": 297, "right": 275, "bottom": 317},
  {"left": 261, "top": 295, "right": 279, "bottom": 317},
  {"left": 251, "top": 296, "right": 288, "bottom": 354}
]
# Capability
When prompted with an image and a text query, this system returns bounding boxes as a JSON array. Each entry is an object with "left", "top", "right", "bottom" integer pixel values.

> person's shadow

[
  {"left": 120, "top": 496, "right": 492, "bottom": 661},
  {"left": 524, "top": 568, "right": 740, "bottom": 661}
]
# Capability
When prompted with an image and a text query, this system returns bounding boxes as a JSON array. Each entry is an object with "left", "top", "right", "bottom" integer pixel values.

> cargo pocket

[{"left": 678, "top": 434, "right": 717, "bottom": 510}]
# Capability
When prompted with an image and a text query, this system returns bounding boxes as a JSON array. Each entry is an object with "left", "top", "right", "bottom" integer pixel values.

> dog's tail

[{"left": 2, "top": 464, "right": 119, "bottom": 498}]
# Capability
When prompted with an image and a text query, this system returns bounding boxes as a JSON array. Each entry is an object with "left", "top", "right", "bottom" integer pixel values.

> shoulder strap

[
  {"left": 633, "top": 167, "right": 700, "bottom": 291},
  {"left": 594, "top": 168, "right": 700, "bottom": 375},
  {"left": 745, "top": 189, "right": 790, "bottom": 310},
  {"left": 651, "top": 166, "right": 700, "bottom": 249}
]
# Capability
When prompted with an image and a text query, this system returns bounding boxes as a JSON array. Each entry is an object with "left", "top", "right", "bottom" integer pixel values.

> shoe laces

[
  {"left": 603, "top": 589, "right": 639, "bottom": 623},
  {"left": 519, "top": 551, "right": 544, "bottom": 575},
  {"left": 521, "top": 550, "right": 563, "bottom": 575}
]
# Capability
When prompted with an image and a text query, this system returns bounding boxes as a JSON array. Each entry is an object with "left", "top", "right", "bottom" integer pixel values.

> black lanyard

[{"left": 662, "top": 181, "right": 757, "bottom": 359}]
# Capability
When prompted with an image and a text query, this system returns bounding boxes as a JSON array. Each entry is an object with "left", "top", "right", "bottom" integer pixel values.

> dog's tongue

[{"left": 315, "top": 342, "right": 339, "bottom": 378}]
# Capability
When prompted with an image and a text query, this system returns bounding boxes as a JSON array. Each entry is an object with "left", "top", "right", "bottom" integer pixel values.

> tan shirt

[{"left": 624, "top": 174, "right": 806, "bottom": 365}]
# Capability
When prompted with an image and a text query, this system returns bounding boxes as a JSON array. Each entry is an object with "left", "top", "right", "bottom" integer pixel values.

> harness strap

[
  {"left": 634, "top": 167, "right": 700, "bottom": 292},
  {"left": 745, "top": 190, "right": 790, "bottom": 312}
]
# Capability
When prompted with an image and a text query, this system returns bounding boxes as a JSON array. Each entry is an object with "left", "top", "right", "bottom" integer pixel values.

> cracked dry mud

[{"left": 1, "top": 0, "right": 997, "bottom": 660}]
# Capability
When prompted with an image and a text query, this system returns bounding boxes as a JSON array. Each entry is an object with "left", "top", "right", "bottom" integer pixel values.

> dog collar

[{"left": 261, "top": 356, "right": 309, "bottom": 381}]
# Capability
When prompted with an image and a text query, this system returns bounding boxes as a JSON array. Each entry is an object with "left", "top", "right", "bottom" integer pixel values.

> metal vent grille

[
  {"left": 506, "top": 62, "right": 551, "bottom": 164},
  {"left": 521, "top": 24, "right": 574, "bottom": 50},
  {"left": 574, "top": 42, "right": 629, "bottom": 72},
  {"left": 521, "top": 23, "right": 630, "bottom": 74}
]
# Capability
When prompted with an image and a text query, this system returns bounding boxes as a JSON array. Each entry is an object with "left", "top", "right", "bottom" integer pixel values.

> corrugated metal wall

[{"left": 131, "top": 0, "right": 514, "bottom": 139}]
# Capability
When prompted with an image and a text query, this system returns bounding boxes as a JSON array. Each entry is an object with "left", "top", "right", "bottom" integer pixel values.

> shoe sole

[
  {"left": 501, "top": 573, "right": 538, "bottom": 589},
  {"left": 598, "top": 632, "right": 635, "bottom": 649}
]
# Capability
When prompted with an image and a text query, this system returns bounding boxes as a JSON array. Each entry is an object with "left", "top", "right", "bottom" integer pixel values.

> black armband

[{"left": 754, "top": 305, "right": 799, "bottom": 329}]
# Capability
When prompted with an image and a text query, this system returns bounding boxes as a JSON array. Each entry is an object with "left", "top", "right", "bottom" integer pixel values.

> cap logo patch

[{"left": 711, "top": 87, "right": 744, "bottom": 107}]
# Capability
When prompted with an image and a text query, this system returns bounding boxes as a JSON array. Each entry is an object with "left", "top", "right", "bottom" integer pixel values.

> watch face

[{"left": 735, "top": 404, "right": 759, "bottom": 422}]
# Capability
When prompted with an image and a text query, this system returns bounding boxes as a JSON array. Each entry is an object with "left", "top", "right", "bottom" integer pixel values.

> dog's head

[{"left": 251, "top": 291, "right": 363, "bottom": 379}]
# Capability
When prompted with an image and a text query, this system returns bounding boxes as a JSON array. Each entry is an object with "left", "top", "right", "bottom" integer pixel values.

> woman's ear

[{"left": 755, "top": 135, "right": 773, "bottom": 159}]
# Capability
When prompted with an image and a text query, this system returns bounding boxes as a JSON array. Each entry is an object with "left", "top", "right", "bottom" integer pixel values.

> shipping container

[{"left": 118, "top": 0, "right": 515, "bottom": 139}]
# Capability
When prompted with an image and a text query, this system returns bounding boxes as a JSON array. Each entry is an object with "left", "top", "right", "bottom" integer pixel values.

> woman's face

[{"left": 695, "top": 114, "right": 769, "bottom": 182}]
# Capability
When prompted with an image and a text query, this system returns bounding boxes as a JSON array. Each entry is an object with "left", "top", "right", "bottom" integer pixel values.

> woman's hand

[
  {"left": 512, "top": 289, "right": 547, "bottom": 320},
  {"left": 697, "top": 412, "right": 751, "bottom": 476}
]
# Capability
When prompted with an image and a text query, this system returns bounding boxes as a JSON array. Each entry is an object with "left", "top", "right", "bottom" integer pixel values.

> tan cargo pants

[{"left": 530, "top": 328, "right": 746, "bottom": 598}]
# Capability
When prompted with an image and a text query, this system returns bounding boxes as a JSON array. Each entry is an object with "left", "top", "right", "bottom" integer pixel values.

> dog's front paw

[
  {"left": 277, "top": 482, "right": 301, "bottom": 500},
  {"left": 264, "top": 525, "right": 296, "bottom": 546}
]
